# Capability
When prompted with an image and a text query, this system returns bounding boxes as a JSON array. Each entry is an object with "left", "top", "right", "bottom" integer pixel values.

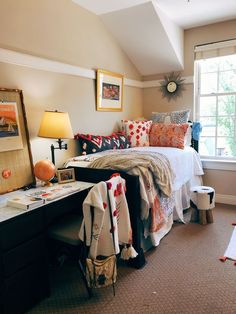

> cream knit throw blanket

[{"left": 88, "top": 151, "right": 174, "bottom": 198}]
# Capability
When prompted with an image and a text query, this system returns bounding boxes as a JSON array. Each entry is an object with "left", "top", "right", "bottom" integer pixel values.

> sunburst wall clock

[{"left": 159, "top": 72, "right": 185, "bottom": 102}]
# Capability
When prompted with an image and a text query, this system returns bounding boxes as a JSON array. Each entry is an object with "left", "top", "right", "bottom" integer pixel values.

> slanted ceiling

[
  {"left": 100, "top": 2, "right": 184, "bottom": 76},
  {"left": 73, "top": 0, "right": 184, "bottom": 76},
  {"left": 72, "top": 0, "right": 236, "bottom": 76}
]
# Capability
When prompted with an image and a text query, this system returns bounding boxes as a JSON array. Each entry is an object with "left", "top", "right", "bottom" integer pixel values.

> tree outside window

[{"left": 196, "top": 54, "right": 236, "bottom": 158}]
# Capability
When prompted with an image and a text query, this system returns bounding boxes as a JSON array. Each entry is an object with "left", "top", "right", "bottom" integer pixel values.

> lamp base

[{"left": 51, "top": 140, "right": 68, "bottom": 165}]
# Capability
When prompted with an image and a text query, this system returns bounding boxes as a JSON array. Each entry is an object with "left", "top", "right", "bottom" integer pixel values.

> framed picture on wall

[
  {"left": 96, "top": 69, "right": 124, "bottom": 111},
  {"left": 0, "top": 88, "right": 35, "bottom": 194},
  {"left": 0, "top": 101, "right": 23, "bottom": 152}
]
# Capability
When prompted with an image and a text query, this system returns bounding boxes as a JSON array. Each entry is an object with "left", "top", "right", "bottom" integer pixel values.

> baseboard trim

[{"left": 215, "top": 193, "right": 236, "bottom": 205}]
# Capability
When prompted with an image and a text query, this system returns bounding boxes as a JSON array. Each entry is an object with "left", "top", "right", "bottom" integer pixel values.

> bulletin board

[{"left": 0, "top": 88, "right": 35, "bottom": 194}]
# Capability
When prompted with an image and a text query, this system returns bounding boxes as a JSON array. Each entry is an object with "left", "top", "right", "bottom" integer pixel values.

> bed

[
  {"left": 65, "top": 143, "right": 203, "bottom": 268},
  {"left": 65, "top": 113, "right": 202, "bottom": 268}
]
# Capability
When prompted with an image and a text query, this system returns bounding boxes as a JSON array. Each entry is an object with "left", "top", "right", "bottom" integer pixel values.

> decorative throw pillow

[
  {"left": 121, "top": 120, "right": 152, "bottom": 147},
  {"left": 151, "top": 109, "right": 190, "bottom": 124},
  {"left": 75, "top": 134, "right": 105, "bottom": 154},
  {"left": 111, "top": 132, "right": 131, "bottom": 149},
  {"left": 74, "top": 133, "right": 131, "bottom": 155},
  {"left": 149, "top": 123, "right": 189, "bottom": 149},
  {"left": 74, "top": 134, "right": 116, "bottom": 155}
]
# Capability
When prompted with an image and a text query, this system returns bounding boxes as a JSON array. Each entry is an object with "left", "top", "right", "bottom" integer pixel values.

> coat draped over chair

[{"left": 79, "top": 174, "right": 137, "bottom": 260}]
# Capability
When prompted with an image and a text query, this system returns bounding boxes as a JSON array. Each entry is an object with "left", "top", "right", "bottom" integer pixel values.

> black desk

[{"left": 0, "top": 181, "right": 93, "bottom": 314}]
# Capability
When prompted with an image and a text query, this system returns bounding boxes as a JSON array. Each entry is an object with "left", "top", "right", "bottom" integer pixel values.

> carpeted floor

[{"left": 28, "top": 204, "right": 236, "bottom": 314}]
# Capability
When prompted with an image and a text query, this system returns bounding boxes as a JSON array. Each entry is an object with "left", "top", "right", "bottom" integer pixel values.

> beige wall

[
  {"left": 0, "top": 0, "right": 141, "bottom": 80},
  {"left": 203, "top": 169, "right": 236, "bottom": 198},
  {"left": 0, "top": 0, "right": 143, "bottom": 167},
  {"left": 184, "top": 19, "right": 236, "bottom": 76},
  {"left": 143, "top": 83, "right": 194, "bottom": 120},
  {"left": 143, "top": 19, "right": 236, "bottom": 199}
]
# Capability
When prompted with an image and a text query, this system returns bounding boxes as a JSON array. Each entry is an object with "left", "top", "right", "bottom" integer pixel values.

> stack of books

[{"left": 7, "top": 196, "right": 45, "bottom": 210}]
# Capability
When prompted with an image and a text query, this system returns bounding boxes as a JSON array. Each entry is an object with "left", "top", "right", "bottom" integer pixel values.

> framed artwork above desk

[{"left": 0, "top": 88, "right": 35, "bottom": 194}]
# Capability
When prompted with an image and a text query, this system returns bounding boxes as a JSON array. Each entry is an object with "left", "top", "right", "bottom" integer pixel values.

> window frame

[{"left": 194, "top": 55, "right": 236, "bottom": 166}]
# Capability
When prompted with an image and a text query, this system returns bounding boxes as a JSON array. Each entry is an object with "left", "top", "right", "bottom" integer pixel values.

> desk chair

[
  {"left": 48, "top": 174, "right": 131, "bottom": 297},
  {"left": 48, "top": 213, "right": 92, "bottom": 297}
]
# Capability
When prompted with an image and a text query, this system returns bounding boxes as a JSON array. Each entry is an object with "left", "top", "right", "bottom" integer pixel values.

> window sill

[{"left": 201, "top": 158, "right": 236, "bottom": 171}]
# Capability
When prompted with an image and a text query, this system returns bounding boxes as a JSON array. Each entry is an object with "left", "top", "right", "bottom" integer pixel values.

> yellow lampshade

[{"left": 38, "top": 110, "right": 74, "bottom": 139}]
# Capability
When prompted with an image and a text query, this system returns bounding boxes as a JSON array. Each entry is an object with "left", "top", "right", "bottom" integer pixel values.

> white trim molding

[
  {"left": 0, "top": 47, "right": 193, "bottom": 89},
  {"left": 202, "top": 159, "right": 236, "bottom": 171},
  {"left": 142, "top": 76, "right": 193, "bottom": 88},
  {"left": 124, "top": 78, "right": 143, "bottom": 88},
  {"left": 215, "top": 193, "right": 236, "bottom": 205},
  {"left": 0, "top": 48, "right": 96, "bottom": 79}
]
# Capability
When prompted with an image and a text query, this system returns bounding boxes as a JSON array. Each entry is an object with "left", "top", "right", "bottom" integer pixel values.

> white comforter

[{"left": 65, "top": 146, "right": 204, "bottom": 192}]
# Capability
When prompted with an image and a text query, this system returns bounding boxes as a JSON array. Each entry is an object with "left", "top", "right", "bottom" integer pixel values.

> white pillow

[{"left": 185, "top": 123, "right": 192, "bottom": 146}]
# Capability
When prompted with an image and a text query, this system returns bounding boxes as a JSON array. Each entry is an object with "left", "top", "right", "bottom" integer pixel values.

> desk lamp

[{"left": 38, "top": 110, "right": 74, "bottom": 165}]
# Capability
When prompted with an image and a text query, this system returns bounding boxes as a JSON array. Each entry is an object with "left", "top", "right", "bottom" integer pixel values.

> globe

[{"left": 34, "top": 160, "right": 56, "bottom": 185}]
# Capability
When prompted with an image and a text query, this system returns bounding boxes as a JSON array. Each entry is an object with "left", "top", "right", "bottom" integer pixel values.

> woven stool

[{"left": 190, "top": 186, "right": 215, "bottom": 225}]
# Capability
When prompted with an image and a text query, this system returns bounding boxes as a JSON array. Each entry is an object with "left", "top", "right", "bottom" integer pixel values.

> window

[{"left": 195, "top": 41, "right": 236, "bottom": 159}]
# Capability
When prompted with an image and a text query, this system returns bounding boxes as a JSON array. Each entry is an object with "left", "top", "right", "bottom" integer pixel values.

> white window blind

[{"left": 194, "top": 39, "right": 236, "bottom": 60}]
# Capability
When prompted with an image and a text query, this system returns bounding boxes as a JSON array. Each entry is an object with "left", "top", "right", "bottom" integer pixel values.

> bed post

[
  {"left": 190, "top": 121, "right": 200, "bottom": 152},
  {"left": 191, "top": 138, "right": 199, "bottom": 152}
]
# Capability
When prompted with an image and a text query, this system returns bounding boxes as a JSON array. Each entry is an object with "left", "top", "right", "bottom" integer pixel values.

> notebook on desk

[{"left": 7, "top": 196, "right": 45, "bottom": 210}]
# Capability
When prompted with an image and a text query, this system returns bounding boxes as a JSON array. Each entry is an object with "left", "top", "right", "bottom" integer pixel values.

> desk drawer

[
  {"left": 3, "top": 234, "right": 46, "bottom": 277},
  {"left": 0, "top": 250, "right": 3, "bottom": 277},
  {"left": 0, "top": 209, "right": 43, "bottom": 251},
  {"left": 0, "top": 292, "right": 3, "bottom": 314},
  {"left": 3, "top": 258, "right": 49, "bottom": 314}
]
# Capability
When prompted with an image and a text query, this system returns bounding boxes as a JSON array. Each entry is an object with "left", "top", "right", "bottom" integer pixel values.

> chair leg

[
  {"left": 77, "top": 260, "right": 93, "bottom": 298},
  {"left": 112, "top": 282, "right": 115, "bottom": 297}
]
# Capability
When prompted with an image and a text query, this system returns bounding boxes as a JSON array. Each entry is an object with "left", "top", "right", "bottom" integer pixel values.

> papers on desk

[
  {"left": 43, "top": 183, "right": 92, "bottom": 201},
  {"left": 7, "top": 196, "right": 45, "bottom": 210},
  {"left": 6, "top": 181, "right": 94, "bottom": 210},
  {"left": 26, "top": 182, "right": 94, "bottom": 202},
  {"left": 42, "top": 186, "right": 79, "bottom": 201}
]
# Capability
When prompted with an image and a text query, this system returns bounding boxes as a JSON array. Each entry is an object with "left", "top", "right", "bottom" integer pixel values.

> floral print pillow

[{"left": 149, "top": 123, "right": 189, "bottom": 149}]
